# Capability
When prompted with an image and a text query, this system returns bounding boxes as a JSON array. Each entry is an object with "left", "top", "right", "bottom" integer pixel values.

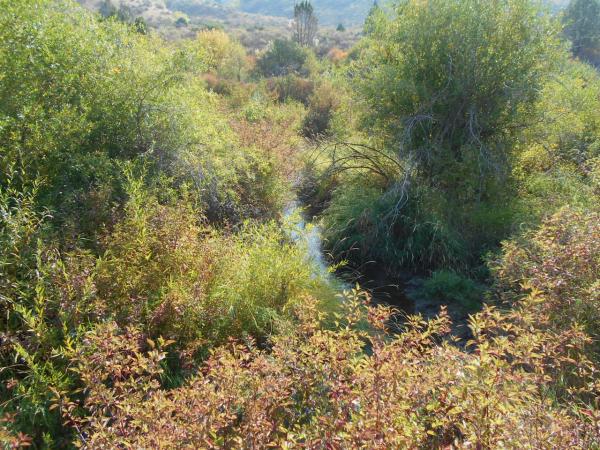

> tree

[
  {"left": 256, "top": 39, "right": 310, "bottom": 77},
  {"left": 293, "top": 0, "right": 318, "bottom": 47},
  {"left": 356, "top": 0, "right": 561, "bottom": 191},
  {"left": 331, "top": 0, "right": 564, "bottom": 272},
  {"left": 363, "top": 0, "right": 382, "bottom": 35},
  {"left": 196, "top": 29, "right": 249, "bottom": 80},
  {"left": 336, "top": 23, "right": 345, "bottom": 32},
  {"left": 99, "top": 0, "right": 117, "bottom": 18},
  {"left": 563, "top": 0, "right": 600, "bottom": 63},
  {"left": 175, "top": 15, "right": 190, "bottom": 28},
  {"left": 134, "top": 16, "right": 147, "bottom": 34},
  {"left": 116, "top": 4, "right": 134, "bottom": 23}
]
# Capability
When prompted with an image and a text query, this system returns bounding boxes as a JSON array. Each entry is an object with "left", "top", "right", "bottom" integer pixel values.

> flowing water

[
  {"left": 284, "top": 200, "right": 331, "bottom": 279},
  {"left": 285, "top": 200, "right": 472, "bottom": 339},
  {"left": 284, "top": 200, "right": 413, "bottom": 313}
]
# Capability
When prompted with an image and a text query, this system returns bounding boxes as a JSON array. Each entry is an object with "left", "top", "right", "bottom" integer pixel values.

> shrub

[
  {"left": 515, "top": 62, "right": 600, "bottom": 224},
  {"left": 205, "top": 221, "right": 333, "bottom": 343},
  {"left": 355, "top": 0, "right": 560, "bottom": 182},
  {"left": 327, "top": 47, "right": 348, "bottom": 65},
  {"left": 491, "top": 207, "right": 600, "bottom": 358},
  {"left": 333, "top": 0, "right": 563, "bottom": 274},
  {"left": 69, "top": 295, "right": 599, "bottom": 448},
  {"left": 302, "top": 81, "right": 341, "bottom": 139},
  {"left": 255, "top": 39, "right": 311, "bottom": 77},
  {"left": 94, "top": 175, "right": 219, "bottom": 349},
  {"left": 195, "top": 29, "right": 249, "bottom": 81},
  {"left": 266, "top": 75, "right": 315, "bottom": 105},
  {"left": 323, "top": 179, "right": 468, "bottom": 274},
  {"left": 92, "top": 173, "right": 326, "bottom": 351},
  {"left": 175, "top": 15, "right": 189, "bottom": 28},
  {"left": 0, "top": 0, "right": 205, "bottom": 243},
  {"left": 563, "top": 0, "right": 600, "bottom": 65},
  {"left": 419, "top": 270, "right": 484, "bottom": 312}
]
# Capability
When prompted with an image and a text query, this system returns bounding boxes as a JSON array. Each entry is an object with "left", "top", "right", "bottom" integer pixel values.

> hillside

[
  {"left": 221, "top": 0, "right": 375, "bottom": 26},
  {"left": 197, "top": 0, "right": 572, "bottom": 26},
  {"left": 77, "top": 0, "right": 362, "bottom": 50},
  {"left": 77, "top": 0, "right": 290, "bottom": 32}
]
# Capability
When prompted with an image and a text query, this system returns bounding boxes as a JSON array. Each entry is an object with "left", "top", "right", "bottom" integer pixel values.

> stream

[
  {"left": 285, "top": 200, "right": 472, "bottom": 338},
  {"left": 284, "top": 200, "right": 414, "bottom": 314}
]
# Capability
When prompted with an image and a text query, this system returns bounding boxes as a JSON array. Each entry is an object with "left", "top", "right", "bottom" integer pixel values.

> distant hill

[
  {"left": 220, "top": 0, "right": 375, "bottom": 26},
  {"left": 212, "top": 0, "right": 572, "bottom": 27},
  {"left": 77, "top": 0, "right": 574, "bottom": 44}
]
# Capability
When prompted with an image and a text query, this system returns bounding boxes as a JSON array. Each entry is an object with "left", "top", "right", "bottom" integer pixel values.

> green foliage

[
  {"left": 321, "top": 0, "right": 564, "bottom": 274},
  {"left": 302, "top": 81, "right": 340, "bottom": 139},
  {"left": 3, "top": 0, "right": 600, "bottom": 447},
  {"left": 266, "top": 75, "right": 315, "bottom": 105},
  {"left": 195, "top": 29, "right": 249, "bottom": 81},
  {"left": 419, "top": 270, "right": 484, "bottom": 312},
  {"left": 93, "top": 172, "right": 329, "bottom": 350},
  {"left": 0, "top": 0, "right": 289, "bottom": 242},
  {"left": 0, "top": 171, "right": 334, "bottom": 444},
  {"left": 175, "top": 14, "right": 189, "bottom": 27},
  {"left": 563, "top": 0, "right": 600, "bottom": 63},
  {"left": 256, "top": 39, "right": 314, "bottom": 77},
  {"left": 355, "top": 0, "right": 561, "bottom": 182},
  {"left": 0, "top": 182, "right": 81, "bottom": 443},
  {"left": 322, "top": 179, "right": 469, "bottom": 273},
  {"left": 206, "top": 221, "right": 333, "bottom": 343},
  {"left": 0, "top": 0, "right": 200, "bottom": 240},
  {"left": 363, "top": 0, "right": 383, "bottom": 35},
  {"left": 492, "top": 208, "right": 600, "bottom": 358},
  {"left": 515, "top": 61, "right": 600, "bottom": 223}
]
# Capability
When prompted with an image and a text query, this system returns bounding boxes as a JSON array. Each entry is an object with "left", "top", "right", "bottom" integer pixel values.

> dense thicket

[
  {"left": 0, "top": 0, "right": 333, "bottom": 445},
  {"left": 1, "top": 0, "right": 599, "bottom": 448},
  {"left": 320, "top": 0, "right": 563, "bottom": 275}
]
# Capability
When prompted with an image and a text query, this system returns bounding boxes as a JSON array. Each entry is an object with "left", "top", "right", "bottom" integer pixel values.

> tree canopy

[{"left": 563, "top": 0, "right": 600, "bottom": 64}]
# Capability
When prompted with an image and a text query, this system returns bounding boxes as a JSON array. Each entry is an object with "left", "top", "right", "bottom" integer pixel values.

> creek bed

[{"left": 285, "top": 200, "right": 472, "bottom": 340}]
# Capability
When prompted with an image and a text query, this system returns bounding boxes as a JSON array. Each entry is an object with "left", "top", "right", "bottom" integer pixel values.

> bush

[
  {"left": 66, "top": 295, "right": 599, "bottom": 448},
  {"left": 302, "top": 81, "right": 341, "bottom": 139},
  {"left": 0, "top": 174, "right": 337, "bottom": 443},
  {"left": 255, "top": 39, "right": 312, "bottom": 77},
  {"left": 491, "top": 207, "right": 600, "bottom": 358},
  {"left": 266, "top": 75, "right": 314, "bottom": 105},
  {"left": 419, "top": 270, "right": 484, "bottom": 312},
  {"left": 206, "top": 221, "right": 333, "bottom": 343},
  {"left": 330, "top": 0, "right": 563, "bottom": 274},
  {"left": 195, "top": 29, "right": 249, "bottom": 81},
  {"left": 92, "top": 174, "right": 329, "bottom": 351},
  {"left": 0, "top": 0, "right": 204, "bottom": 243},
  {"left": 323, "top": 179, "right": 469, "bottom": 275},
  {"left": 515, "top": 62, "right": 600, "bottom": 224},
  {"left": 327, "top": 47, "right": 348, "bottom": 65}
]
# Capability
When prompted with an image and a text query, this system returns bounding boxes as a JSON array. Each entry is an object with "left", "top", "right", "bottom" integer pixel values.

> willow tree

[
  {"left": 293, "top": 0, "right": 318, "bottom": 47},
  {"left": 331, "top": 0, "right": 565, "bottom": 271},
  {"left": 355, "top": 0, "right": 562, "bottom": 196}
]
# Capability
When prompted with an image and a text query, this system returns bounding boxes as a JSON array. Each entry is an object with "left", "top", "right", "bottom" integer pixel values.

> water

[
  {"left": 284, "top": 200, "right": 411, "bottom": 311},
  {"left": 283, "top": 200, "right": 332, "bottom": 280},
  {"left": 284, "top": 200, "right": 472, "bottom": 340}
]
